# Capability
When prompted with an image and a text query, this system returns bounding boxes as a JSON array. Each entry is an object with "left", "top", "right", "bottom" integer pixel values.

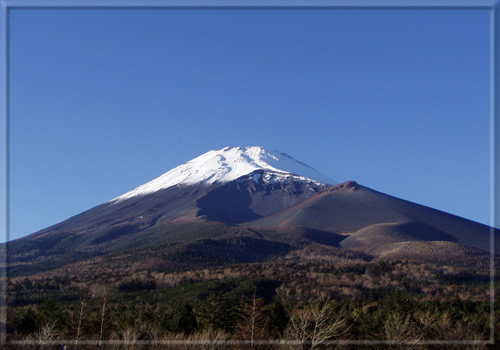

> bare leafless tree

[
  {"left": 382, "top": 313, "right": 422, "bottom": 350},
  {"left": 119, "top": 326, "right": 142, "bottom": 350},
  {"left": 235, "top": 286, "right": 269, "bottom": 349},
  {"left": 30, "top": 322, "right": 58, "bottom": 350},
  {"left": 283, "top": 298, "right": 349, "bottom": 350},
  {"left": 99, "top": 288, "right": 107, "bottom": 349},
  {"left": 174, "top": 328, "right": 230, "bottom": 350},
  {"left": 75, "top": 297, "right": 86, "bottom": 350}
]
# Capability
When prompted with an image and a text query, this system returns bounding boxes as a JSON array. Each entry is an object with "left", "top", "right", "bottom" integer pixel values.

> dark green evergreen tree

[
  {"left": 38, "top": 298, "right": 66, "bottom": 330},
  {"left": 140, "top": 305, "right": 158, "bottom": 326},
  {"left": 16, "top": 308, "right": 38, "bottom": 334},
  {"left": 177, "top": 303, "right": 198, "bottom": 334},
  {"left": 269, "top": 299, "right": 289, "bottom": 336},
  {"left": 197, "top": 292, "right": 234, "bottom": 331},
  {"left": 158, "top": 305, "right": 176, "bottom": 332}
]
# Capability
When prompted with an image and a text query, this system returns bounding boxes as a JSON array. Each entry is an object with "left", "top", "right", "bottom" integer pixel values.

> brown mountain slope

[
  {"left": 244, "top": 181, "right": 497, "bottom": 254},
  {"left": 371, "top": 240, "right": 491, "bottom": 265},
  {"left": 340, "top": 221, "right": 457, "bottom": 249}
]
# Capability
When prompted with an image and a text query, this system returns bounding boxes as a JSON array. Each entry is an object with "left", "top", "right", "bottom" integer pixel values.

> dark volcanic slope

[
  {"left": 197, "top": 170, "right": 328, "bottom": 223},
  {"left": 245, "top": 181, "right": 497, "bottom": 254},
  {"left": 21, "top": 184, "right": 216, "bottom": 241},
  {"left": 24, "top": 170, "right": 326, "bottom": 243},
  {"left": 6, "top": 184, "right": 217, "bottom": 265},
  {"left": 7, "top": 171, "right": 327, "bottom": 261}
]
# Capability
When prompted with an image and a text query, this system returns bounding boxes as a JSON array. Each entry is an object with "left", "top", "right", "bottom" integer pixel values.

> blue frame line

[
  {"left": 0, "top": 0, "right": 497, "bottom": 346},
  {"left": 490, "top": 0, "right": 500, "bottom": 345},
  {"left": 0, "top": 0, "right": 499, "bottom": 9},
  {"left": 0, "top": 0, "right": 8, "bottom": 344}
]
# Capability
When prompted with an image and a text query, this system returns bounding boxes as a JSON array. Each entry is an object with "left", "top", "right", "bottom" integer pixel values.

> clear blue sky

[{"left": 8, "top": 8, "right": 492, "bottom": 241}]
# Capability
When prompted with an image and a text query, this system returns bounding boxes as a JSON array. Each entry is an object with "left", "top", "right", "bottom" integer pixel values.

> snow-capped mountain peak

[{"left": 111, "top": 146, "right": 336, "bottom": 203}]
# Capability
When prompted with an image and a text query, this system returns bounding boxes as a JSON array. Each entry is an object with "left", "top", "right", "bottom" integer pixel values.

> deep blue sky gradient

[{"left": 9, "top": 8, "right": 492, "bottom": 241}]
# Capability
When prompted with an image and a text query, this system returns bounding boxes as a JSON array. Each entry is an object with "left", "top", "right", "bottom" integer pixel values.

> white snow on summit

[{"left": 111, "top": 146, "right": 336, "bottom": 203}]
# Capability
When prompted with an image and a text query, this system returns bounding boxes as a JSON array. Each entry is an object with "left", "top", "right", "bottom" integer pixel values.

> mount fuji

[{"left": 5, "top": 146, "right": 498, "bottom": 277}]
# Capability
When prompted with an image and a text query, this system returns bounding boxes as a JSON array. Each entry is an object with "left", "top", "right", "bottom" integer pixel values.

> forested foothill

[{"left": 5, "top": 252, "right": 498, "bottom": 349}]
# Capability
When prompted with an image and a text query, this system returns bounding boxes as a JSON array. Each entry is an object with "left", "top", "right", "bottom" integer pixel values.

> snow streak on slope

[{"left": 111, "top": 146, "right": 336, "bottom": 203}]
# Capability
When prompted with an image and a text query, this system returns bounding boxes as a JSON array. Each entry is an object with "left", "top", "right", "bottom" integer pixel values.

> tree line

[{"left": 6, "top": 286, "right": 496, "bottom": 350}]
